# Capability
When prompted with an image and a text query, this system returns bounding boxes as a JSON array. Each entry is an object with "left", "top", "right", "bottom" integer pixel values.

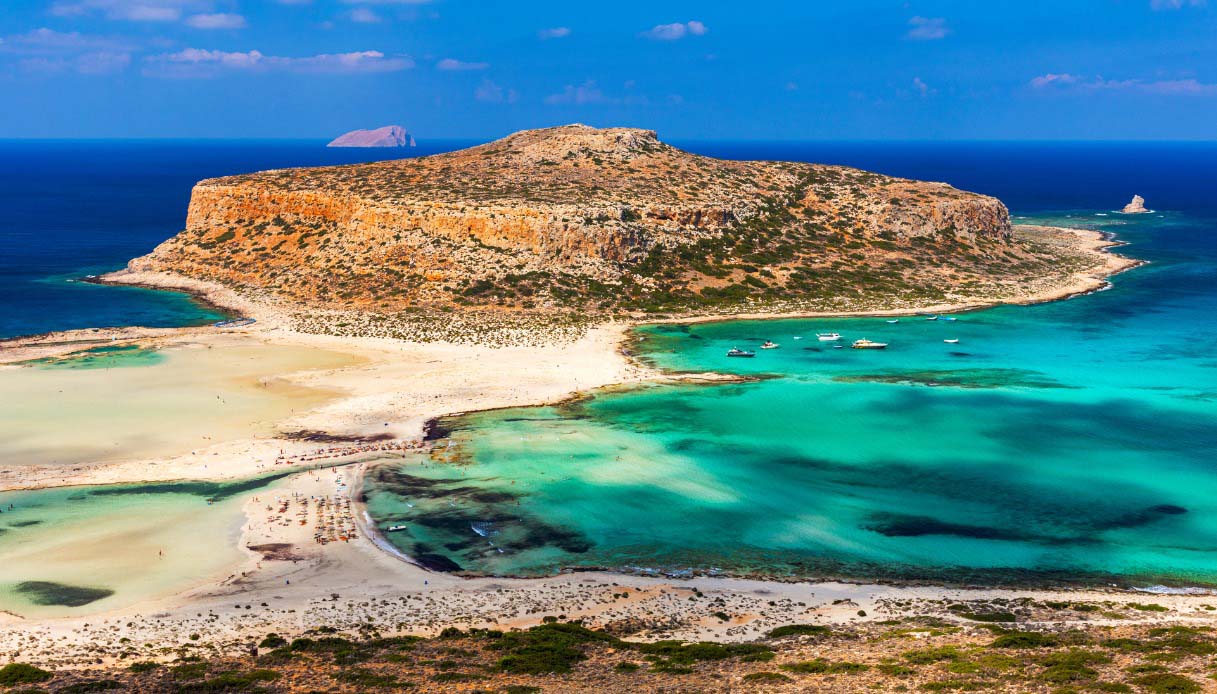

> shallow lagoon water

[
  {"left": 0, "top": 476, "right": 288, "bottom": 618},
  {"left": 366, "top": 211, "right": 1217, "bottom": 587},
  {"left": 0, "top": 341, "right": 358, "bottom": 468}
]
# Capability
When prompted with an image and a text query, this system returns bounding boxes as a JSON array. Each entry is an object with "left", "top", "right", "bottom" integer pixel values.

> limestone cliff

[{"left": 131, "top": 125, "right": 1046, "bottom": 314}]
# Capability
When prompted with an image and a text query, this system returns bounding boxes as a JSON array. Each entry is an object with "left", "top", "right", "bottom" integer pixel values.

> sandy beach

[{"left": 0, "top": 221, "right": 1166, "bottom": 664}]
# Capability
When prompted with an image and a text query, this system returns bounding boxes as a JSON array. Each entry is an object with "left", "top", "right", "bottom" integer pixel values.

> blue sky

[{"left": 1, "top": 0, "right": 1215, "bottom": 140}]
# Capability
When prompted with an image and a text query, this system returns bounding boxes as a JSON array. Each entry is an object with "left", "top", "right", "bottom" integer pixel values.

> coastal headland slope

[{"left": 122, "top": 125, "right": 1094, "bottom": 325}]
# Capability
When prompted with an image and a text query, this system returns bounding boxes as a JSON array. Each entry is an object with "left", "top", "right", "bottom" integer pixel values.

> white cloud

[
  {"left": 641, "top": 20, "right": 708, "bottom": 40},
  {"left": 0, "top": 27, "right": 132, "bottom": 54},
  {"left": 437, "top": 57, "right": 488, "bottom": 71},
  {"left": 50, "top": 0, "right": 206, "bottom": 22},
  {"left": 348, "top": 8, "right": 381, "bottom": 23},
  {"left": 1029, "top": 73, "right": 1080, "bottom": 88},
  {"left": 0, "top": 28, "right": 133, "bottom": 74},
  {"left": 538, "top": 27, "right": 570, "bottom": 40},
  {"left": 144, "top": 48, "right": 414, "bottom": 77},
  {"left": 475, "top": 78, "right": 517, "bottom": 103},
  {"left": 1151, "top": 0, "right": 1206, "bottom": 8},
  {"left": 906, "top": 16, "right": 950, "bottom": 40},
  {"left": 545, "top": 79, "right": 613, "bottom": 105},
  {"left": 913, "top": 76, "right": 933, "bottom": 96},
  {"left": 1030, "top": 72, "right": 1217, "bottom": 95},
  {"left": 185, "top": 13, "right": 246, "bottom": 29}
]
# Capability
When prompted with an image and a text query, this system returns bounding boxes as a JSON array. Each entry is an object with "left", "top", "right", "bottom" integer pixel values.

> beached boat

[
  {"left": 761, "top": 341, "right": 780, "bottom": 349},
  {"left": 817, "top": 332, "right": 841, "bottom": 341},
  {"left": 726, "top": 348, "right": 756, "bottom": 358},
  {"left": 852, "top": 339, "right": 888, "bottom": 349}
]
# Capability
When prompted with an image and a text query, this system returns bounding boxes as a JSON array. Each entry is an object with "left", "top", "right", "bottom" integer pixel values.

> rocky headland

[{"left": 118, "top": 124, "right": 1120, "bottom": 339}]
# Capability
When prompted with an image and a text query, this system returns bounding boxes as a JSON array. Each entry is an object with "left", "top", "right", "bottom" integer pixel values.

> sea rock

[
  {"left": 327, "top": 125, "right": 416, "bottom": 148},
  {"left": 1121, "top": 194, "right": 1150, "bottom": 214}
]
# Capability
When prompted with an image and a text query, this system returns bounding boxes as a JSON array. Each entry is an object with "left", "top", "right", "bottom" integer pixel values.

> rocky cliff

[{"left": 131, "top": 125, "right": 1048, "bottom": 314}]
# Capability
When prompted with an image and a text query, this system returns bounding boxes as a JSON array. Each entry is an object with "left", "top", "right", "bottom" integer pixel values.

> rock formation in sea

[
  {"left": 1121, "top": 194, "right": 1150, "bottom": 214},
  {"left": 130, "top": 124, "right": 1080, "bottom": 316},
  {"left": 327, "top": 125, "right": 416, "bottom": 148}
]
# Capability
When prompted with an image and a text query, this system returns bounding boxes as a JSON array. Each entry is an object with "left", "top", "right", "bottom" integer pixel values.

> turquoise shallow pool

[{"left": 366, "top": 210, "right": 1217, "bottom": 587}]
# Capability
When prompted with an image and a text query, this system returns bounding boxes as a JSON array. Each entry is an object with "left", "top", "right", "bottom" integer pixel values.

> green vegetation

[{"left": 0, "top": 664, "right": 52, "bottom": 686}]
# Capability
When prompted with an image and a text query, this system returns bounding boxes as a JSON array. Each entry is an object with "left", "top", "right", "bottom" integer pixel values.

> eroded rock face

[
  {"left": 131, "top": 124, "right": 1018, "bottom": 312},
  {"left": 327, "top": 125, "right": 416, "bottom": 148},
  {"left": 1121, "top": 195, "right": 1150, "bottom": 214}
]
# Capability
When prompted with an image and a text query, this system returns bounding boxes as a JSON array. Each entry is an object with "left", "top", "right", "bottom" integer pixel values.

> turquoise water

[{"left": 366, "top": 210, "right": 1217, "bottom": 587}]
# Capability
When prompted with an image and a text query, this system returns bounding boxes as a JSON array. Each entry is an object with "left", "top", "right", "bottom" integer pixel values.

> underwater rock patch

[{"left": 15, "top": 581, "right": 114, "bottom": 607}]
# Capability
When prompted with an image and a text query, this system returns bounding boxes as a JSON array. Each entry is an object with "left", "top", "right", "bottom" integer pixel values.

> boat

[
  {"left": 942, "top": 316, "right": 958, "bottom": 322},
  {"left": 885, "top": 319, "right": 899, "bottom": 324},
  {"left": 793, "top": 336, "right": 803, "bottom": 340},
  {"left": 944, "top": 339, "right": 959, "bottom": 344},
  {"left": 386, "top": 525, "right": 408, "bottom": 532},
  {"left": 817, "top": 332, "right": 841, "bottom": 341},
  {"left": 726, "top": 348, "right": 756, "bottom": 358},
  {"left": 761, "top": 341, "right": 780, "bottom": 349},
  {"left": 925, "top": 316, "right": 939, "bottom": 321},
  {"left": 852, "top": 339, "right": 888, "bottom": 350}
]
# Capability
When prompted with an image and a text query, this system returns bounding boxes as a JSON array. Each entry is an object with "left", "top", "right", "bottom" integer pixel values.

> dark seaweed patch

[
  {"left": 415, "top": 553, "right": 463, "bottom": 572},
  {"left": 89, "top": 471, "right": 292, "bottom": 502},
  {"left": 423, "top": 418, "right": 454, "bottom": 441},
  {"left": 834, "top": 368, "right": 1069, "bottom": 390},
  {"left": 8, "top": 519, "right": 43, "bottom": 527},
  {"left": 16, "top": 581, "right": 114, "bottom": 607},
  {"left": 864, "top": 513, "right": 1032, "bottom": 541}
]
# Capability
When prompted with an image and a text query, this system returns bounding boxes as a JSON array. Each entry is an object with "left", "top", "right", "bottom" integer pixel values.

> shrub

[
  {"left": 0, "top": 664, "right": 52, "bottom": 686},
  {"left": 743, "top": 672, "right": 791, "bottom": 682},
  {"left": 1130, "top": 673, "right": 1201, "bottom": 693},
  {"left": 990, "top": 632, "right": 1059, "bottom": 649},
  {"left": 767, "top": 624, "right": 830, "bottom": 639}
]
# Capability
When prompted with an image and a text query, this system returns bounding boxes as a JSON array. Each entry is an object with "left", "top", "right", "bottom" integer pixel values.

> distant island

[{"left": 327, "top": 125, "right": 416, "bottom": 148}]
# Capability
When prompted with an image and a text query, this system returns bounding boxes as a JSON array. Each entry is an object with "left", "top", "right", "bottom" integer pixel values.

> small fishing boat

[
  {"left": 885, "top": 319, "right": 899, "bottom": 324},
  {"left": 726, "top": 348, "right": 756, "bottom": 358},
  {"left": 942, "top": 316, "right": 958, "bottom": 322},
  {"left": 925, "top": 315, "right": 939, "bottom": 321},
  {"left": 852, "top": 338, "right": 888, "bottom": 350},
  {"left": 792, "top": 336, "right": 803, "bottom": 340},
  {"left": 386, "top": 524, "right": 408, "bottom": 532},
  {"left": 761, "top": 341, "right": 780, "bottom": 349},
  {"left": 817, "top": 332, "right": 841, "bottom": 341},
  {"left": 944, "top": 339, "right": 959, "bottom": 344}
]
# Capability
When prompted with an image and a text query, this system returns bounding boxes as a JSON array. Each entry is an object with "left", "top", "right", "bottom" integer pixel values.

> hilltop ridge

[{"left": 125, "top": 125, "right": 1107, "bottom": 328}]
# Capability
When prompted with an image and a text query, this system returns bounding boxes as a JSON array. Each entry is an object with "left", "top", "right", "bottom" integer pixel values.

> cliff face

[{"left": 132, "top": 125, "right": 1025, "bottom": 313}]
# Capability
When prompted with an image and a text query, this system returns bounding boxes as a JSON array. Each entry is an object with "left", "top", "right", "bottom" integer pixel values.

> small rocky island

[
  {"left": 327, "top": 125, "right": 415, "bottom": 148},
  {"left": 1121, "top": 194, "right": 1150, "bottom": 214}
]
